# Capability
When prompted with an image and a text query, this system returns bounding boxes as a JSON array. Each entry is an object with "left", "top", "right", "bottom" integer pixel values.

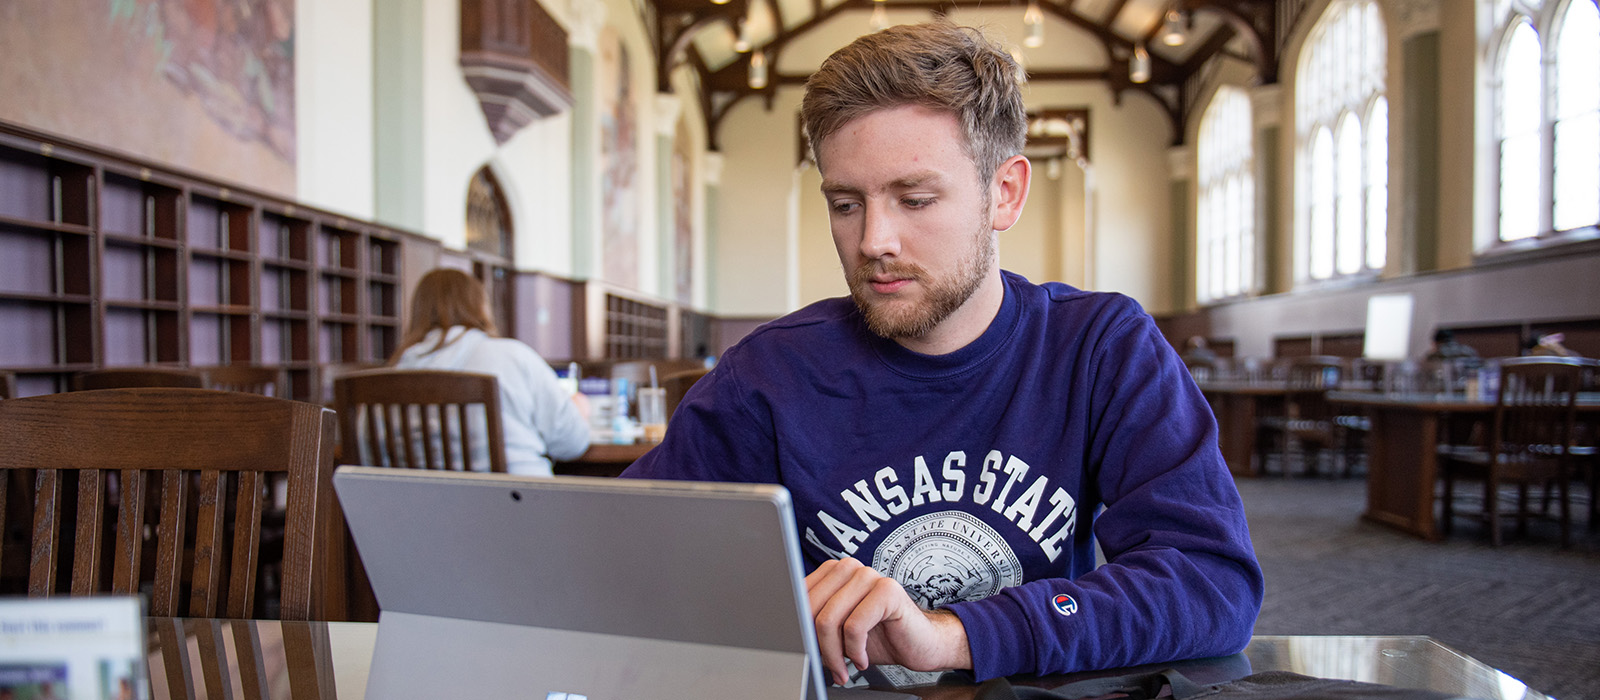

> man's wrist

[{"left": 927, "top": 608, "right": 973, "bottom": 671}]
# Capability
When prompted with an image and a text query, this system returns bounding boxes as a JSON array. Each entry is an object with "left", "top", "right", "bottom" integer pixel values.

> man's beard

[{"left": 847, "top": 218, "right": 995, "bottom": 342}]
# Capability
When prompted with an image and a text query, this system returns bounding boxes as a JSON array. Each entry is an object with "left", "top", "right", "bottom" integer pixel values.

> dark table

[{"left": 1327, "top": 390, "right": 1600, "bottom": 539}]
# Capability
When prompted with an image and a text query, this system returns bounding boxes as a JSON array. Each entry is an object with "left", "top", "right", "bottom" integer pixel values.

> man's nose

[{"left": 859, "top": 204, "right": 901, "bottom": 259}]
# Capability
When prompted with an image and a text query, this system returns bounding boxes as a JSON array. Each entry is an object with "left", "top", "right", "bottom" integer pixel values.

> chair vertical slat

[
  {"left": 226, "top": 471, "right": 266, "bottom": 619},
  {"left": 445, "top": 404, "right": 462, "bottom": 471},
  {"left": 27, "top": 469, "right": 63, "bottom": 597},
  {"left": 151, "top": 469, "right": 190, "bottom": 616},
  {"left": 155, "top": 617, "right": 198, "bottom": 700},
  {"left": 409, "top": 404, "right": 435, "bottom": 469},
  {"left": 112, "top": 469, "right": 148, "bottom": 595},
  {"left": 356, "top": 403, "right": 380, "bottom": 466},
  {"left": 0, "top": 469, "right": 9, "bottom": 581},
  {"left": 389, "top": 404, "right": 412, "bottom": 469},
  {"left": 232, "top": 621, "right": 271, "bottom": 700},
  {"left": 195, "top": 619, "right": 236, "bottom": 700},
  {"left": 190, "top": 470, "right": 229, "bottom": 617},
  {"left": 282, "top": 617, "right": 332, "bottom": 700},
  {"left": 70, "top": 468, "right": 106, "bottom": 595}
]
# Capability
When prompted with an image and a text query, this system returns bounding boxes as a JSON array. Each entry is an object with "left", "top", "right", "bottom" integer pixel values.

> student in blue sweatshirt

[{"left": 622, "top": 21, "right": 1262, "bottom": 686}]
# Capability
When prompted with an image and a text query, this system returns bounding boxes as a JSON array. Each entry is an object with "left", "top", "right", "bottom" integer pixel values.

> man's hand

[{"left": 805, "top": 557, "right": 973, "bottom": 685}]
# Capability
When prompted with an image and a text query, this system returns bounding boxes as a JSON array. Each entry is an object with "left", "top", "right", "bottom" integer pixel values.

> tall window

[
  {"left": 1490, "top": 0, "right": 1600, "bottom": 244},
  {"left": 1197, "top": 87, "right": 1256, "bottom": 303},
  {"left": 1294, "top": 0, "right": 1386, "bottom": 283}
]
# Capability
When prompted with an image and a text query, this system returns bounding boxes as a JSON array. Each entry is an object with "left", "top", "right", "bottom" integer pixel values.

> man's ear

[{"left": 989, "top": 155, "right": 1032, "bottom": 232}]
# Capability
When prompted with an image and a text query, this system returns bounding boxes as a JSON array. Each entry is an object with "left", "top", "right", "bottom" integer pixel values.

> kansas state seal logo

[
  {"left": 1051, "top": 593, "right": 1078, "bottom": 616},
  {"left": 871, "top": 511, "right": 1023, "bottom": 609}
]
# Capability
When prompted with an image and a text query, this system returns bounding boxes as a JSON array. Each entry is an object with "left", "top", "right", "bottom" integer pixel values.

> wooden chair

[
  {"left": 1257, "top": 356, "right": 1344, "bottom": 477},
  {"left": 332, "top": 369, "right": 507, "bottom": 473},
  {"left": 609, "top": 358, "right": 708, "bottom": 401},
  {"left": 1440, "top": 357, "right": 1598, "bottom": 546},
  {"left": 662, "top": 367, "right": 711, "bottom": 420},
  {"left": 0, "top": 388, "right": 337, "bottom": 620},
  {"left": 202, "top": 365, "right": 286, "bottom": 397},
  {"left": 72, "top": 366, "right": 206, "bottom": 391}
]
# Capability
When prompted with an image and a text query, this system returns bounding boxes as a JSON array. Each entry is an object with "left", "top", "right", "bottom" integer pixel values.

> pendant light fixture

[
  {"left": 1130, "top": 42, "right": 1151, "bottom": 83},
  {"left": 1023, "top": 0, "right": 1044, "bottom": 48}
]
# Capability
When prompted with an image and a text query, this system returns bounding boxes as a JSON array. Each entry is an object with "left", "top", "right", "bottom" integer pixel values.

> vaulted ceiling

[{"left": 646, "top": 0, "right": 1285, "bottom": 149}]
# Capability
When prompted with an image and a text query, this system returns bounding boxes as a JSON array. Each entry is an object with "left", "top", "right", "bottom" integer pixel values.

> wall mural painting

[
  {"left": 0, "top": 0, "right": 296, "bottom": 194},
  {"left": 672, "top": 118, "right": 694, "bottom": 305},
  {"left": 598, "top": 26, "right": 639, "bottom": 289}
]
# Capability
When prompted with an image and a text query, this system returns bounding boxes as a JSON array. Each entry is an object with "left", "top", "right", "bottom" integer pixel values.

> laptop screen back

[{"left": 333, "top": 466, "right": 829, "bottom": 700}]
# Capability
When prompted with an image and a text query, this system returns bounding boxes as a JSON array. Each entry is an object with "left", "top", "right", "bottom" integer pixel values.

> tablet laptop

[{"left": 333, "top": 466, "right": 915, "bottom": 700}]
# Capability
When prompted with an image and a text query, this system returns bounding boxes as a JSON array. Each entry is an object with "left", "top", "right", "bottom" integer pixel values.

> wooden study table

[
  {"left": 1196, "top": 380, "right": 1293, "bottom": 477},
  {"left": 141, "top": 618, "right": 1553, "bottom": 700},
  {"left": 1327, "top": 391, "right": 1600, "bottom": 540},
  {"left": 552, "top": 440, "right": 656, "bottom": 477}
]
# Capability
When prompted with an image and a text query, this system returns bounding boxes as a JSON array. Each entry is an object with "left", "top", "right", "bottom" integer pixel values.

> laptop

[{"left": 333, "top": 466, "right": 919, "bottom": 700}]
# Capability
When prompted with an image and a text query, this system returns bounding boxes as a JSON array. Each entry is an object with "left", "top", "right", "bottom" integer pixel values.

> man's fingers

[{"left": 809, "top": 558, "right": 883, "bottom": 684}]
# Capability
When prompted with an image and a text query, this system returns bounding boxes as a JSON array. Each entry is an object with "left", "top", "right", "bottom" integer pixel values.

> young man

[{"left": 622, "top": 21, "right": 1262, "bottom": 685}]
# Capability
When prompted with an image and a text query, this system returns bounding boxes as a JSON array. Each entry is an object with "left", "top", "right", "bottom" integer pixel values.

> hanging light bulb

[
  {"left": 1161, "top": 8, "right": 1187, "bottom": 47},
  {"left": 733, "top": 17, "right": 751, "bottom": 52},
  {"left": 1129, "top": 41, "right": 1151, "bottom": 83},
  {"left": 711, "top": 0, "right": 730, "bottom": 5},
  {"left": 1023, "top": 0, "right": 1044, "bottom": 48},
  {"left": 870, "top": 0, "right": 888, "bottom": 32},
  {"left": 748, "top": 49, "right": 768, "bottom": 89}
]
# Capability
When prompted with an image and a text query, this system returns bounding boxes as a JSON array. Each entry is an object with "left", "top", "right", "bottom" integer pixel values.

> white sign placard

[
  {"left": 0, "top": 597, "right": 147, "bottom": 700},
  {"left": 1363, "top": 293, "right": 1415, "bottom": 362}
]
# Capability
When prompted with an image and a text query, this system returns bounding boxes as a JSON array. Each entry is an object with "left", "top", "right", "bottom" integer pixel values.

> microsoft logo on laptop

[{"left": 546, "top": 693, "right": 588, "bottom": 700}]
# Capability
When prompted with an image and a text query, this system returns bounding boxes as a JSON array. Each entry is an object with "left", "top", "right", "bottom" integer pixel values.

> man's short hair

[{"left": 800, "top": 22, "right": 1028, "bottom": 182}]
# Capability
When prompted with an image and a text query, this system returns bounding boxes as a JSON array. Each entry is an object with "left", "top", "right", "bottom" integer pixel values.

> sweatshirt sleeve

[
  {"left": 947, "top": 308, "right": 1263, "bottom": 679},
  {"left": 514, "top": 346, "right": 592, "bottom": 461}
]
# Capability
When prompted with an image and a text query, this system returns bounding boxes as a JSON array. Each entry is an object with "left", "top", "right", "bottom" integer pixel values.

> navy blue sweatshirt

[{"left": 622, "top": 271, "right": 1263, "bottom": 680}]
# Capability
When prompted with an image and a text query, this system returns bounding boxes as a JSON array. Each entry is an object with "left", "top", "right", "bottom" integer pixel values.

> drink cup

[{"left": 638, "top": 388, "right": 667, "bottom": 442}]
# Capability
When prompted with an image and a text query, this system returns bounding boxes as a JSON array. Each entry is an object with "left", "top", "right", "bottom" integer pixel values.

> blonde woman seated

[{"left": 392, "top": 268, "right": 591, "bottom": 475}]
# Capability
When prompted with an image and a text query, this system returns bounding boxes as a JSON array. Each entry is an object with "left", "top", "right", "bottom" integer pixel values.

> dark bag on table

[{"left": 974, "top": 668, "right": 1470, "bottom": 700}]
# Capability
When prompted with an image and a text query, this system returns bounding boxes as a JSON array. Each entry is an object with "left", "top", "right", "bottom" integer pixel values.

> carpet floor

[{"left": 1237, "top": 477, "right": 1600, "bottom": 700}]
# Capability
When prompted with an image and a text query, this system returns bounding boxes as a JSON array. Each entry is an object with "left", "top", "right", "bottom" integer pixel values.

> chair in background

[
  {"left": 0, "top": 388, "right": 338, "bottom": 620},
  {"left": 609, "top": 358, "right": 707, "bottom": 397},
  {"left": 1257, "top": 356, "right": 1345, "bottom": 477},
  {"left": 332, "top": 369, "right": 507, "bottom": 473},
  {"left": 662, "top": 367, "right": 711, "bottom": 420},
  {"left": 1439, "top": 357, "right": 1597, "bottom": 546},
  {"left": 0, "top": 370, "right": 14, "bottom": 399},
  {"left": 72, "top": 367, "right": 205, "bottom": 391},
  {"left": 202, "top": 365, "right": 286, "bottom": 397}
]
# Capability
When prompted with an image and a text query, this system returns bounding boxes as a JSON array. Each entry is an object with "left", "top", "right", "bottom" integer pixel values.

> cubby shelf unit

[{"left": 0, "top": 125, "right": 405, "bottom": 400}]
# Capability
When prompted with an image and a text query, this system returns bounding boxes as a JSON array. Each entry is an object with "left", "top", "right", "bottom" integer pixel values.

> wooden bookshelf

[{"left": 0, "top": 124, "right": 407, "bottom": 400}]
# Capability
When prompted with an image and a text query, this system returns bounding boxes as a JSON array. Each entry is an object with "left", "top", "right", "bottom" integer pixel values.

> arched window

[
  {"left": 465, "top": 166, "right": 513, "bottom": 260},
  {"left": 1294, "top": 0, "right": 1386, "bottom": 283},
  {"left": 1554, "top": 0, "right": 1599, "bottom": 233},
  {"left": 1489, "top": 0, "right": 1600, "bottom": 245},
  {"left": 1196, "top": 86, "right": 1255, "bottom": 303}
]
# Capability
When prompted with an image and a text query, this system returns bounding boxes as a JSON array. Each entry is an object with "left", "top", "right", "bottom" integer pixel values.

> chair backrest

[
  {"left": 1286, "top": 356, "right": 1343, "bottom": 390},
  {"left": 202, "top": 365, "right": 286, "bottom": 397},
  {"left": 72, "top": 367, "right": 206, "bottom": 391},
  {"left": 332, "top": 369, "right": 507, "bottom": 472},
  {"left": 662, "top": 367, "right": 711, "bottom": 420},
  {"left": 609, "top": 359, "right": 707, "bottom": 396},
  {"left": 1490, "top": 357, "right": 1597, "bottom": 467},
  {"left": 0, "top": 388, "right": 336, "bottom": 620}
]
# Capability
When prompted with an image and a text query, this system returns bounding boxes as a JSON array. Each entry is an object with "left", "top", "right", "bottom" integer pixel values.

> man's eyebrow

[{"left": 820, "top": 171, "right": 943, "bottom": 194}]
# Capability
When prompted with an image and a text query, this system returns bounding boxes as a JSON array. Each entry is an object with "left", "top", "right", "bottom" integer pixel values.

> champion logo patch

[{"left": 1051, "top": 593, "right": 1078, "bottom": 616}]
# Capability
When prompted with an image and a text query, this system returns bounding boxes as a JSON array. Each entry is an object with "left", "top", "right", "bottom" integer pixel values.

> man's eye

[
  {"left": 903, "top": 197, "right": 935, "bottom": 208},
  {"left": 831, "top": 201, "right": 859, "bottom": 214}
]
